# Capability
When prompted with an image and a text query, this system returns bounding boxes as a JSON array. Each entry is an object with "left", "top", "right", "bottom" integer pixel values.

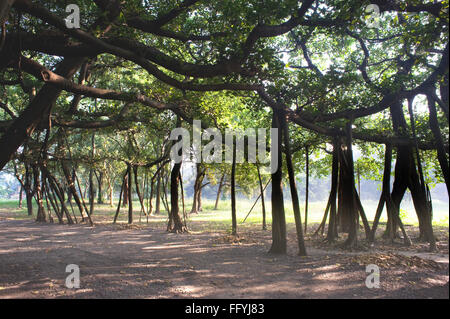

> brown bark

[
  {"left": 43, "top": 166, "right": 74, "bottom": 224},
  {"left": 388, "top": 102, "right": 435, "bottom": 249},
  {"left": 0, "top": 57, "right": 84, "bottom": 170},
  {"left": 0, "top": 0, "right": 15, "bottom": 25},
  {"left": 148, "top": 175, "right": 155, "bottom": 215},
  {"left": 32, "top": 165, "right": 46, "bottom": 222},
  {"left": 25, "top": 187, "right": 33, "bottom": 215},
  {"left": 167, "top": 119, "right": 186, "bottom": 233},
  {"left": 389, "top": 100, "right": 435, "bottom": 250},
  {"left": 43, "top": 181, "right": 58, "bottom": 223},
  {"left": 127, "top": 163, "right": 133, "bottom": 224},
  {"left": 370, "top": 144, "right": 392, "bottom": 243},
  {"left": 339, "top": 122, "right": 359, "bottom": 248},
  {"left": 231, "top": 140, "right": 237, "bottom": 236},
  {"left": 269, "top": 109, "right": 286, "bottom": 254},
  {"left": 68, "top": 61, "right": 91, "bottom": 114},
  {"left": 325, "top": 138, "right": 339, "bottom": 242},
  {"left": 133, "top": 165, "right": 147, "bottom": 216},
  {"left": 24, "top": 163, "right": 33, "bottom": 215},
  {"left": 96, "top": 170, "right": 104, "bottom": 204},
  {"left": 168, "top": 163, "right": 185, "bottom": 232},
  {"left": 122, "top": 173, "right": 129, "bottom": 207},
  {"left": 113, "top": 172, "right": 126, "bottom": 223},
  {"left": 281, "top": 110, "right": 307, "bottom": 256},
  {"left": 61, "top": 160, "right": 85, "bottom": 220}
]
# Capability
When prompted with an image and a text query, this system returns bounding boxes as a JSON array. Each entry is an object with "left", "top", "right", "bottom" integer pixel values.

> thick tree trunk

[
  {"left": 168, "top": 162, "right": 185, "bottom": 232},
  {"left": 190, "top": 163, "right": 204, "bottom": 214},
  {"left": 389, "top": 101, "right": 435, "bottom": 250},
  {"left": 25, "top": 189, "right": 33, "bottom": 216},
  {"left": 0, "top": 58, "right": 84, "bottom": 170},
  {"left": 269, "top": 109, "right": 287, "bottom": 254},
  {"left": 167, "top": 118, "right": 186, "bottom": 233},
  {"left": 339, "top": 122, "right": 359, "bottom": 248}
]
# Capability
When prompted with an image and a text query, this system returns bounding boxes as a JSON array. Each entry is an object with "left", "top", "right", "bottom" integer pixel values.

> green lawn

[{"left": 0, "top": 196, "right": 448, "bottom": 229}]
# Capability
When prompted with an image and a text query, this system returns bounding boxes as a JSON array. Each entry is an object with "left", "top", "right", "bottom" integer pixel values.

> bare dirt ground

[{"left": 0, "top": 211, "right": 448, "bottom": 299}]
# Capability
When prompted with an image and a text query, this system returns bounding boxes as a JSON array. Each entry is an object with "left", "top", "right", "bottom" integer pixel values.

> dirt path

[{"left": 0, "top": 218, "right": 448, "bottom": 299}]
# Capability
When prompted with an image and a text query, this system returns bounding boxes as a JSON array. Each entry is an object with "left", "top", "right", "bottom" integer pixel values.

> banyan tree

[{"left": 0, "top": 0, "right": 448, "bottom": 254}]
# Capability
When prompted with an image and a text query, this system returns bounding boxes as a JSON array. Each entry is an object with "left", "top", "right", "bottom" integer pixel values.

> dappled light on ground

[{"left": 0, "top": 208, "right": 447, "bottom": 298}]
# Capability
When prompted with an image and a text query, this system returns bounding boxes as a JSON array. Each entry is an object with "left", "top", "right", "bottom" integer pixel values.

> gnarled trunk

[
  {"left": 167, "top": 118, "right": 186, "bottom": 233},
  {"left": 389, "top": 100, "right": 435, "bottom": 250}
]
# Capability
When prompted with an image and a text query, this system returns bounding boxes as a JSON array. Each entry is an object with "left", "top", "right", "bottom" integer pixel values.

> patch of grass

[
  {"left": 0, "top": 200, "right": 32, "bottom": 219},
  {"left": 0, "top": 197, "right": 448, "bottom": 229}
]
